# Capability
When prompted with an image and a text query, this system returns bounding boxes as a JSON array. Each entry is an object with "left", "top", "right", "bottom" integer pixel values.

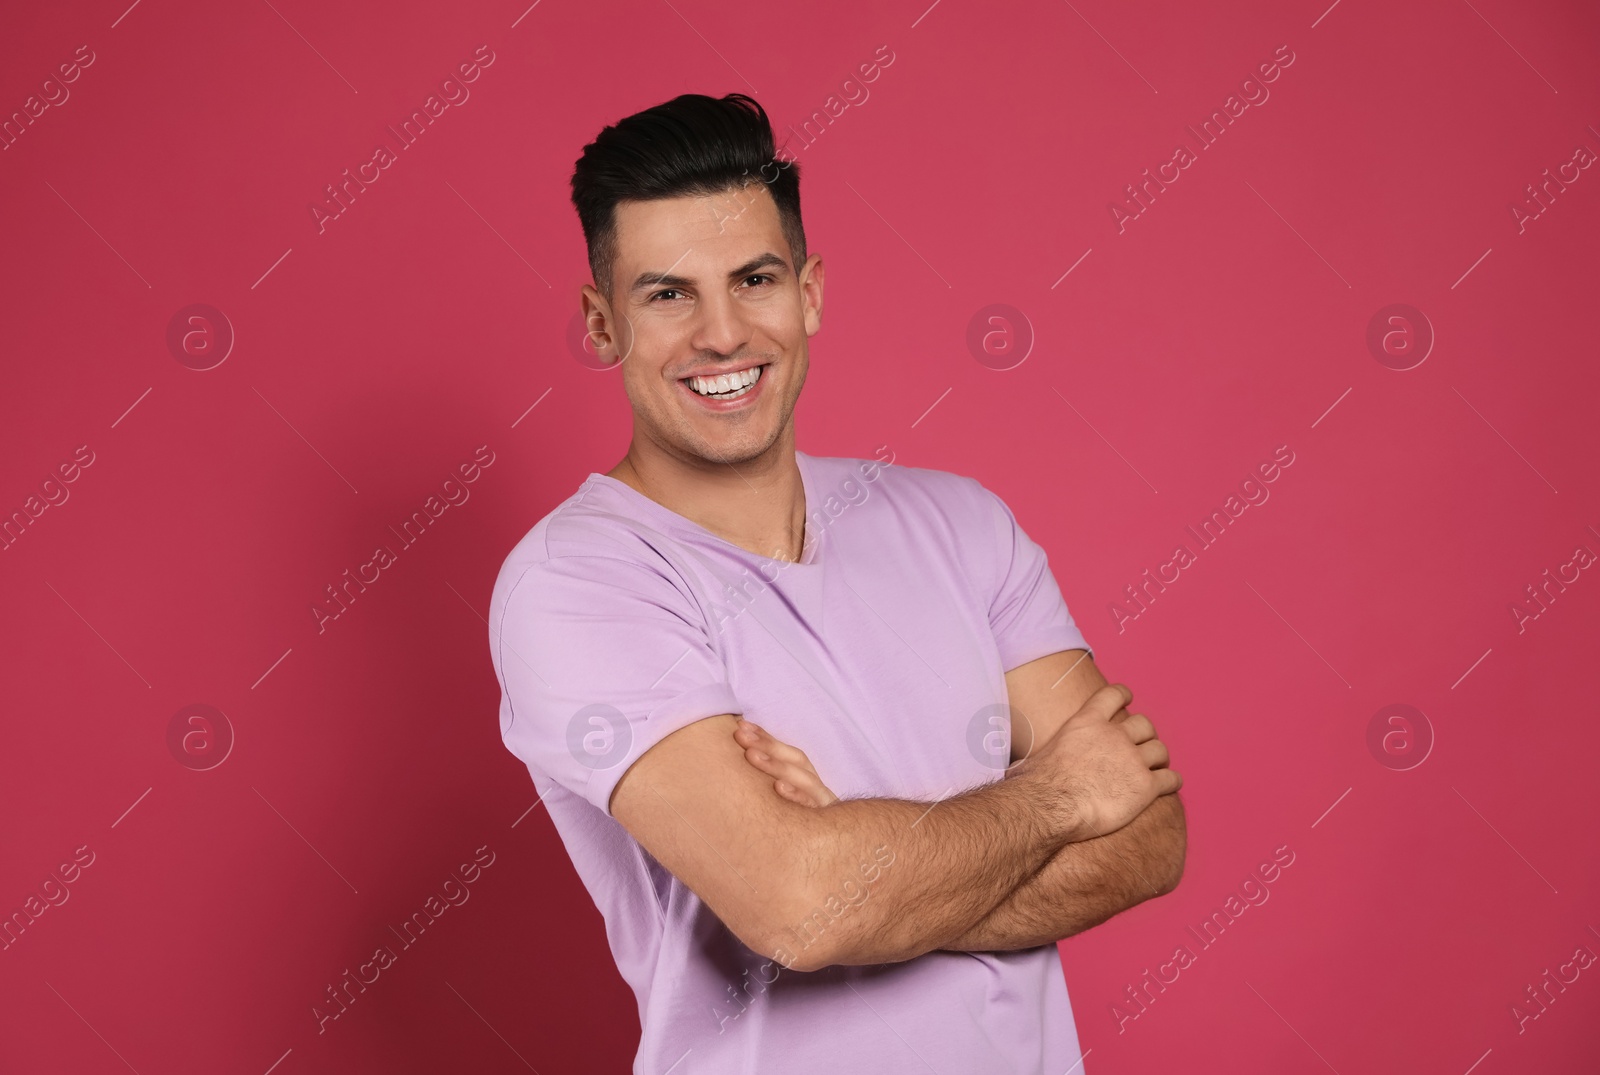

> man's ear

[
  {"left": 800, "top": 254, "right": 824, "bottom": 336},
  {"left": 579, "top": 284, "right": 629, "bottom": 366}
]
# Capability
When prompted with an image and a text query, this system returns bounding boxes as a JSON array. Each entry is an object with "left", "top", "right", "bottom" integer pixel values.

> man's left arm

[{"left": 939, "top": 648, "right": 1187, "bottom": 952}]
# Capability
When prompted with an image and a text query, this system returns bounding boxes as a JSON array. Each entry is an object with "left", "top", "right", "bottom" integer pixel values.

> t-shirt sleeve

[
  {"left": 491, "top": 553, "right": 742, "bottom": 817},
  {"left": 977, "top": 483, "right": 1094, "bottom": 671}
]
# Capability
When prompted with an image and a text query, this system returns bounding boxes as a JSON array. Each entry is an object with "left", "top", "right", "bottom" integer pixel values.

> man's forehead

[{"left": 613, "top": 186, "right": 783, "bottom": 268}]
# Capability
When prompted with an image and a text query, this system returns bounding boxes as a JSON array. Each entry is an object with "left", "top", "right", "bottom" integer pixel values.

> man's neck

[{"left": 607, "top": 437, "right": 809, "bottom": 562}]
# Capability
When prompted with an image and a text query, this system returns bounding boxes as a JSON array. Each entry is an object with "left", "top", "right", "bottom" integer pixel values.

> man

[{"left": 488, "top": 92, "right": 1186, "bottom": 1074}]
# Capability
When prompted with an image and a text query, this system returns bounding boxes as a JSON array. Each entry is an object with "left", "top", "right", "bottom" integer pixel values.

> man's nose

[{"left": 691, "top": 291, "right": 752, "bottom": 357}]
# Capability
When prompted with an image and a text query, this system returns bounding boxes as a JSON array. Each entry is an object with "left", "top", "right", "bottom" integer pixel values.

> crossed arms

[{"left": 608, "top": 648, "right": 1186, "bottom": 973}]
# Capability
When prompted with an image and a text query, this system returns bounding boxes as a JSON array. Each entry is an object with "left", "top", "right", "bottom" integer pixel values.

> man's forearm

[
  {"left": 776, "top": 768, "right": 1082, "bottom": 970},
  {"left": 939, "top": 792, "right": 1187, "bottom": 953}
]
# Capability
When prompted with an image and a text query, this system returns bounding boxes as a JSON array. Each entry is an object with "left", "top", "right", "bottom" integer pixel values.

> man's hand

[
  {"left": 730, "top": 667, "right": 1187, "bottom": 955},
  {"left": 1019, "top": 684, "right": 1181, "bottom": 841},
  {"left": 732, "top": 691, "right": 1180, "bottom": 844},
  {"left": 733, "top": 718, "right": 839, "bottom": 807}
]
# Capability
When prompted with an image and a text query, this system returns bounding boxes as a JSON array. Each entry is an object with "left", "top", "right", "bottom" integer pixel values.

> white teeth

[{"left": 687, "top": 365, "right": 763, "bottom": 398}]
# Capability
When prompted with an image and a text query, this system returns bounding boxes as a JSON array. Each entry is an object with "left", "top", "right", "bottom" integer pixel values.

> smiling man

[{"left": 488, "top": 93, "right": 1187, "bottom": 1074}]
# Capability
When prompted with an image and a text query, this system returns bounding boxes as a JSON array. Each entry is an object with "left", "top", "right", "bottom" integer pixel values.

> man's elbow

[
  {"left": 754, "top": 888, "right": 914, "bottom": 973},
  {"left": 1152, "top": 794, "right": 1188, "bottom": 895}
]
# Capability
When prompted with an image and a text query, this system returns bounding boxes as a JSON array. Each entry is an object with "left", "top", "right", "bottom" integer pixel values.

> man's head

[{"left": 570, "top": 93, "right": 823, "bottom": 470}]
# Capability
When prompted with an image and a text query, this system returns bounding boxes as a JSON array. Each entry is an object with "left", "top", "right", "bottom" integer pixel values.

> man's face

[{"left": 581, "top": 183, "right": 823, "bottom": 469}]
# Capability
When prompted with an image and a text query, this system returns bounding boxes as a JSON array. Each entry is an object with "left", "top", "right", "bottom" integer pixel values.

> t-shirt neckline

[{"left": 584, "top": 450, "right": 823, "bottom": 568}]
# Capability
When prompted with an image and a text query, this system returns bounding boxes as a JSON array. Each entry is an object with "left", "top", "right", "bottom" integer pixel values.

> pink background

[{"left": 3, "top": 0, "right": 1597, "bottom": 1071}]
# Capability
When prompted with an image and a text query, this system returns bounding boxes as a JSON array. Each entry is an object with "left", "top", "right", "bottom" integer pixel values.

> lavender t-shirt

[{"left": 489, "top": 450, "right": 1094, "bottom": 1074}]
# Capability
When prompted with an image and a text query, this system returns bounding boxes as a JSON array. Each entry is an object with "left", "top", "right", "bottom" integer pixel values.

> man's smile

[{"left": 679, "top": 363, "right": 769, "bottom": 408}]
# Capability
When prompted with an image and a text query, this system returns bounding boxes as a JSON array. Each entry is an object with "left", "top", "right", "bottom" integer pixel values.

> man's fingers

[
  {"left": 1118, "top": 712, "right": 1156, "bottom": 744},
  {"left": 1153, "top": 767, "right": 1183, "bottom": 795},
  {"left": 1138, "top": 738, "right": 1169, "bottom": 770},
  {"left": 736, "top": 719, "right": 820, "bottom": 774},
  {"left": 1076, "top": 683, "right": 1133, "bottom": 722}
]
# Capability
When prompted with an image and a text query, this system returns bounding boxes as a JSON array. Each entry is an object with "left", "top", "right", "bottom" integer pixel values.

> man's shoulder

[
  {"left": 490, "top": 478, "right": 679, "bottom": 606},
  {"left": 806, "top": 450, "right": 996, "bottom": 519}
]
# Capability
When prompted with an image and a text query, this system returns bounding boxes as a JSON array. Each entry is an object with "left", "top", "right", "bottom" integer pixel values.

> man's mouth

[{"left": 682, "top": 364, "right": 766, "bottom": 401}]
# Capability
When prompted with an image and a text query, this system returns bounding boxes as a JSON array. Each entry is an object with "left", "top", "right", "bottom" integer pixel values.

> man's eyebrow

[{"left": 629, "top": 252, "right": 790, "bottom": 295}]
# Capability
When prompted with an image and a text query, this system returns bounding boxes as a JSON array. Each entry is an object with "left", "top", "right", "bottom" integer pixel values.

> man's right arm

[{"left": 608, "top": 682, "right": 1171, "bottom": 972}]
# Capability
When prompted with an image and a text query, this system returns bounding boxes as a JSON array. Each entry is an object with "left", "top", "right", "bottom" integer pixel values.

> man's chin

[{"left": 677, "top": 424, "right": 786, "bottom": 468}]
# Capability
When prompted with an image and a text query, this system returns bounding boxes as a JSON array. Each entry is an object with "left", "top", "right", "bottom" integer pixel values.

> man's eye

[
  {"left": 743, "top": 274, "right": 773, "bottom": 288},
  {"left": 650, "top": 289, "right": 683, "bottom": 303}
]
